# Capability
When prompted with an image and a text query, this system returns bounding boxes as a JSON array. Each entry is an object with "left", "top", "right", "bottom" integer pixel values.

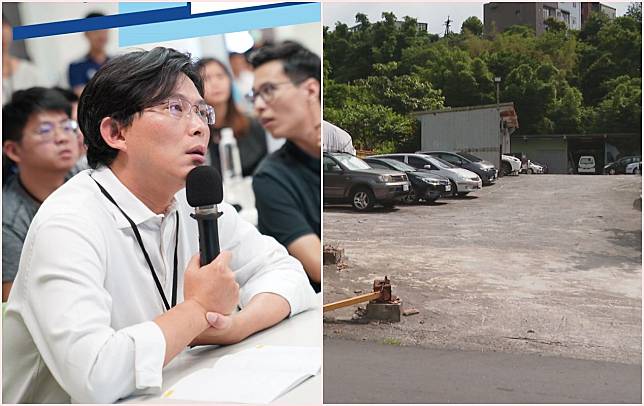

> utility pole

[
  {"left": 444, "top": 16, "right": 452, "bottom": 36},
  {"left": 494, "top": 76, "right": 502, "bottom": 174}
]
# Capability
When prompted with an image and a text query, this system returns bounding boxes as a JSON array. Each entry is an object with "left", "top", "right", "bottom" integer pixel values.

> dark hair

[
  {"left": 53, "top": 86, "right": 79, "bottom": 103},
  {"left": 85, "top": 11, "right": 105, "bottom": 19},
  {"left": 248, "top": 41, "right": 320, "bottom": 84},
  {"left": 196, "top": 57, "right": 249, "bottom": 139},
  {"left": 2, "top": 87, "right": 71, "bottom": 144},
  {"left": 78, "top": 47, "right": 203, "bottom": 168}
]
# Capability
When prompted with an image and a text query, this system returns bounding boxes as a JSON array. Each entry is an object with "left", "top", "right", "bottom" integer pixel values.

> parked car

[
  {"left": 604, "top": 156, "right": 641, "bottom": 175},
  {"left": 625, "top": 161, "right": 641, "bottom": 175},
  {"left": 578, "top": 155, "right": 596, "bottom": 174},
  {"left": 364, "top": 157, "right": 451, "bottom": 203},
  {"left": 531, "top": 160, "right": 548, "bottom": 174},
  {"left": 323, "top": 152, "right": 411, "bottom": 211},
  {"left": 371, "top": 153, "right": 482, "bottom": 197},
  {"left": 501, "top": 154, "right": 521, "bottom": 176},
  {"left": 524, "top": 160, "right": 544, "bottom": 174},
  {"left": 418, "top": 151, "right": 498, "bottom": 185}
]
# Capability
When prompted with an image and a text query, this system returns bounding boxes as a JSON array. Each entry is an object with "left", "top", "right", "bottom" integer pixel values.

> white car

[
  {"left": 501, "top": 154, "right": 521, "bottom": 176},
  {"left": 525, "top": 160, "right": 544, "bottom": 174},
  {"left": 626, "top": 161, "right": 641, "bottom": 175},
  {"left": 578, "top": 156, "right": 596, "bottom": 174}
]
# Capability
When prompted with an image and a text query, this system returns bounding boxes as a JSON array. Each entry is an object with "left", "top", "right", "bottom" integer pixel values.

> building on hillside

[
  {"left": 484, "top": 2, "right": 582, "bottom": 35},
  {"left": 412, "top": 103, "right": 519, "bottom": 169},
  {"left": 581, "top": 2, "right": 617, "bottom": 25}
]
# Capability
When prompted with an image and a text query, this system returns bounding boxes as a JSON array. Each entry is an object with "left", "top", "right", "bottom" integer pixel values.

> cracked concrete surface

[{"left": 323, "top": 174, "right": 642, "bottom": 364}]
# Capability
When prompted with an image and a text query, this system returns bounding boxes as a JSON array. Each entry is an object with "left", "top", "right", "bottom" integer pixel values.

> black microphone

[{"left": 186, "top": 166, "right": 224, "bottom": 266}]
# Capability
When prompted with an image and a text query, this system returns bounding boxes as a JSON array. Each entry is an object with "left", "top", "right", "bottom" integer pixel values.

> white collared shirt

[{"left": 2, "top": 167, "right": 316, "bottom": 403}]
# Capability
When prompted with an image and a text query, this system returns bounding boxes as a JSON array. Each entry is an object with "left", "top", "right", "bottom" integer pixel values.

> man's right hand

[{"left": 183, "top": 251, "right": 239, "bottom": 316}]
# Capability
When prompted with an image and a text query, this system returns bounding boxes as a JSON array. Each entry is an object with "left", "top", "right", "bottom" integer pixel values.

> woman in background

[{"left": 197, "top": 57, "right": 267, "bottom": 177}]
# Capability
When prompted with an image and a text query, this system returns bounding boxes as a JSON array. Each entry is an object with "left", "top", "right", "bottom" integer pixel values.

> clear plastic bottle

[{"left": 218, "top": 127, "right": 242, "bottom": 182}]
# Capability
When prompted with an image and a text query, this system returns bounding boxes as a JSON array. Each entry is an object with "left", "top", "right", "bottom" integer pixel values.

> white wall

[
  {"left": 557, "top": 2, "right": 582, "bottom": 30},
  {"left": 273, "top": 22, "right": 321, "bottom": 56}
]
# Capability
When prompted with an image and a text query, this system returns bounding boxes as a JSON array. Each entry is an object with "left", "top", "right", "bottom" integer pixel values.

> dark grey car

[{"left": 324, "top": 152, "right": 410, "bottom": 211}]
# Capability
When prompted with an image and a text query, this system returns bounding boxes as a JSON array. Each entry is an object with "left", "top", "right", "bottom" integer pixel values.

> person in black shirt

[{"left": 249, "top": 42, "right": 321, "bottom": 292}]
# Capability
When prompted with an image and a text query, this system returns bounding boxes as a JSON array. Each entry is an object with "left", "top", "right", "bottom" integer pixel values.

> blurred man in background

[
  {"left": 323, "top": 120, "right": 356, "bottom": 155},
  {"left": 68, "top": 12, "right": 109, "bottom": 96},
  {"left": 2, "top": 87, "right": 80, "bottom": 301},
  {"left": 250, "top": 42, "right": 321, "bottom": 292}
]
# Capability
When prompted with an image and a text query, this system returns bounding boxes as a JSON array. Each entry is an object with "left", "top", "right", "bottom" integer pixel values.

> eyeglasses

[
  {"left": 30, "top": 119, "right": 79, "bottom": 142},
  {"left": 245, "top": 81, "right": 298, "bottom": 104},
  {"left": 152, "top": 97, "right": 216, "bottom": 125}
]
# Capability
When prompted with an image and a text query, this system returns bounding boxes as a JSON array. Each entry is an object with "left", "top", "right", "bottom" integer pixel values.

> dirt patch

[{"left": 323, "top": 175, "right": 642, "bottom": 364}]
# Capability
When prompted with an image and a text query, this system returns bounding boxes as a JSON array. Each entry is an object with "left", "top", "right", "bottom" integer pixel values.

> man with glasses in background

[
  {"left": 249, "top": 42, "right": 321, "bottom": 293},
  {"left": 2, "top": 87, "right": 81, "bottom": 301},
  {"left": 2, "top": 47, "right": 315, "bottom": 403}
]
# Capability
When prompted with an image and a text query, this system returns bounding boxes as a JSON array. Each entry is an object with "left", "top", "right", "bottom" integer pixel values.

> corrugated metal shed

[{"left": 412, "top": 103, "right": 518, "bottom": 168}]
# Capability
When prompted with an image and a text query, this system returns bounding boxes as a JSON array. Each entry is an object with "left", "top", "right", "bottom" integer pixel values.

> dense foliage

[{"left": 324, "top": 6, "right": 641, "bottom": 151}]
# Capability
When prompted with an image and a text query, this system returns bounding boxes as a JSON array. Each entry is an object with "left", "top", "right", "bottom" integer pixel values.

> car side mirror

[{"left": 423, "top": 164, "right": 433, "bottom": 170}]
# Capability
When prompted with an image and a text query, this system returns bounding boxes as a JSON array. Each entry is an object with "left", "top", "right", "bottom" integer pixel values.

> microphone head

[{"left": 186, "top": 166, "right": 223, "bottom": 207}]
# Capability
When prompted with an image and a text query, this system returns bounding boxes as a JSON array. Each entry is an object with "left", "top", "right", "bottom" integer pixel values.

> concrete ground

[
  {"left": 323, "top": 175, "right": 642, "bottom": 364},
  {"left": 323, "top": 338, "right": 642, "bottom": 404}
]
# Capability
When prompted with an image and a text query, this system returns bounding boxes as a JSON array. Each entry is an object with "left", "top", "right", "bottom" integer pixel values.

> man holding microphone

[{"left": 2, "top": 47, "right": 316, "bottom": 403}]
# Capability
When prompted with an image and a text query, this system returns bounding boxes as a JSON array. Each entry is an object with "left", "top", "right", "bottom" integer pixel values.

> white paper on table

[{"left": 164, "top": 345, "right": 321, "bottom": 404}]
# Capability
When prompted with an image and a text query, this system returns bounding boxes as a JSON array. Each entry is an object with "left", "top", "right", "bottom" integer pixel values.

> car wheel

[
  {"left": 400, "top": 189, "right": 418, "bottom": 204},
  {"left": 450, "top": 180, "right": 458, "bottom": 197},
  {"left": 500, "top": 162, "right": 511, "bottom": 176},
  {"left": 528, "top": 168, "right": 533, "bottom": 174},
  {"left": 351, "top": 187, "right": 375, "bottom": 211},
  {"left": 635, "top": 167, "right": 641, "bottom": 175},
  {"left": 609, "top": 168, "right": 616, "bottom": 175}
]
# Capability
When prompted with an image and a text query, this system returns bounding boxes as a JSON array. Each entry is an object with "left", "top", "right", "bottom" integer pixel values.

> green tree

[
  {"left": 626, "top": 2, "right": 642, "bottom": 24},
  {"left": 461, "top": 16, "right": 483, "bottom": 36},
  {"left": 593, "top": 76, "right": 642, "bottom": 133},
  {"left": 324, "top": 6, "right": 642, "bottom": 146},
  {"left": 544, "top": 17, "right": 567, "bottom": 32}
]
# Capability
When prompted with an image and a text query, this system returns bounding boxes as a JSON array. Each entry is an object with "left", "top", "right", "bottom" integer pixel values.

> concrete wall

[
  {"left": 484, "top": 2, "right": 541, "bottom": 34},
  {"left": 418, "top": 107, "right": 502, "bottom": 167}
]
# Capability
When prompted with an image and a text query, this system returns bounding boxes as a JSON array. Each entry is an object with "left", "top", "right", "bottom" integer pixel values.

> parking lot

[{"left": 323, "top": 174, "right": 642, "bottom": 364}]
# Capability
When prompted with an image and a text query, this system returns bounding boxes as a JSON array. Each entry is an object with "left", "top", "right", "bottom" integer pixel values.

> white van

[{"left": 578, "top": 156, "right": 596, "bottom": 174}]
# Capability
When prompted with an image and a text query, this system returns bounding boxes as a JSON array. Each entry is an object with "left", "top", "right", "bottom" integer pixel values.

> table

[{"left": 121, "top": 298, "right": 322, "bottom": 404}]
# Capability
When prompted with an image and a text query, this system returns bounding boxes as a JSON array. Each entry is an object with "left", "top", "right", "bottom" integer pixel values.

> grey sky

[{"left": 322, "top": 2, "right": 631, "bottom": 35}]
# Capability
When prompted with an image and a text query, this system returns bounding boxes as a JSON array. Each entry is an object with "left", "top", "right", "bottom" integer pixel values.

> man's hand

[
  {"left": 190, "top": 292, "right": 291, "bottom": 347},
  {"left": 183, "top": 251, "right": 239, "bottom": 316}
]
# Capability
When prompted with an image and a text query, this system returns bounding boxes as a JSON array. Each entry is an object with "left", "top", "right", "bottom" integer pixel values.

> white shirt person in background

[
  {"left": 322, "top": 120, "right": 356, "bottom": 155},
  {"left": 2, "top": 47, "right": 316, "bottom": 403},
  {"left": 2, "top": 18, "right": 47, "bottom": 104}
]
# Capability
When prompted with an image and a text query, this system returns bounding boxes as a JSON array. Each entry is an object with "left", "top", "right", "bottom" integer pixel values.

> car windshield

[
  {"left": 334, "top": 154, "right": 372, "bottom": 170},
  {"left": 456, "top": 152, "right": 481, "bottom": 162},
  {"left": 580, "top": 157, "right": 594, "bottom": 164},
  {"left": 371, "top": 158, "right": 415, "bottom": 172},
  {"left": 431, "top": 157, "right": 456, "bottom": 168}
]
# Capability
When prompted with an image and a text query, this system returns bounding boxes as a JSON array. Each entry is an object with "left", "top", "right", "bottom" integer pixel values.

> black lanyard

[{"left": 92, "top": 178, "right": 178, "bottom": 311}]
